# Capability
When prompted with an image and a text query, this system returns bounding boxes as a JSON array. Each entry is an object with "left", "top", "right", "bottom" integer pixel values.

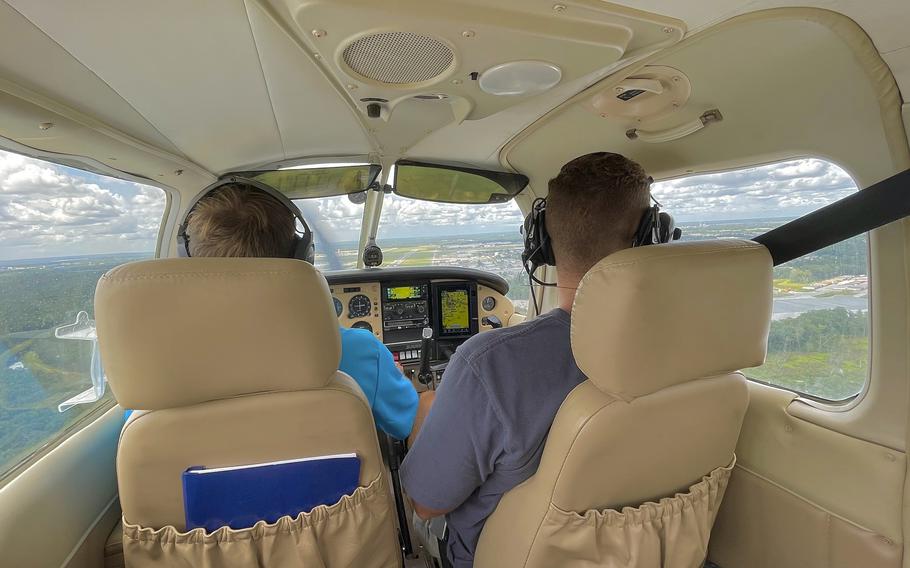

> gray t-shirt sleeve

[{"left": 400, "top": 352, "right": 505, "bottom": 512}]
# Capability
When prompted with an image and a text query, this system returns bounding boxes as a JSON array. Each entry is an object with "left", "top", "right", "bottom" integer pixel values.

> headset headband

[{"left": 176, "top": 176, "right": 315, "bottom": 262}]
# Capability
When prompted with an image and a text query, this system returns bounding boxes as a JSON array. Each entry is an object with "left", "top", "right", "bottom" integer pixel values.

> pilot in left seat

[{"left": 171, "top": 180, "right": 421, "bottom": 440}]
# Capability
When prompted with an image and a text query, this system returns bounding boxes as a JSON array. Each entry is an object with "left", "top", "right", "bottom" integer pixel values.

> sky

[
  {"left": 0, "top": 149, "right": 166, "bottom": 261},
  {"left": 0, "top": 147, "right": 858, "bottom": 261},
  {"left": 652, "top": 159, "right": 857, "bottom": 222}
]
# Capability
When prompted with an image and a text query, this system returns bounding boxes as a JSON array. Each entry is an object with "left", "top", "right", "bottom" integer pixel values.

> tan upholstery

[
  {"left": 96, "top": 258, "right": 400, "bottom": 567},
  {"left": 475, "top": 240, "right": 772, "bottom": 568},
  {"left": 709, "top": 466, "right": 901, "bottom": 568},
  {"left": 103, "top": 521, "right": 124, "bottom": 568},
  {"left": 96, "top": 258, "right": 341, "bottom": 410},
  {"left": 572, "top": 239, "right": 772, "bottom": 399}
]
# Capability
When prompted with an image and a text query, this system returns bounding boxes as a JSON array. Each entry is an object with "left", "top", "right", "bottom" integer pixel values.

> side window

[
  {"left": 0, "top": 149, "right": 166, "bottom": 478},
  {"left": 653, "top": 159, "right": 868, "bottom": 401}
]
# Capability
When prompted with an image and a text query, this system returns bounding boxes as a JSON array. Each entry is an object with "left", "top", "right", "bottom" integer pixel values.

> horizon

[
  {"left": 0, "top": 215, "right": 795, "bottom": 264},
  {"left": 1, "top": 148, "right": 859, "bottom": 261}
]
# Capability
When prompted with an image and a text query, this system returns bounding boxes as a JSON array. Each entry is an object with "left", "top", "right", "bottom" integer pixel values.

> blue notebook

[{"left": 182, "top": 453, "right": 360, "bottom": 532}]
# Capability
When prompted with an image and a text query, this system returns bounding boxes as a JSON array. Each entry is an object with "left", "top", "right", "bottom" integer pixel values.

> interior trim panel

[
  {"left": 708, "top": 382, "right": 906, "bottom": 566},
  {"left": 324, "top": 266, "right": 509, "bottom": 295}
]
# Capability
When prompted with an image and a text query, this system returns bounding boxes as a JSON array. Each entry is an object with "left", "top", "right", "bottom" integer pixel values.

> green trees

[
  {"left": 767, "top": 308, "right": 867, "bottom": 353},
  {"left": 749, "top": 308, "right": 868, "bottom": 401}
]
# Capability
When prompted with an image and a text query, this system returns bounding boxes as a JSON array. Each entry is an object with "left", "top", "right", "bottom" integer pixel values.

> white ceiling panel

[
  {"left": 608, "top": 0, "right": 910, "bottom": 102},
  {"left": 0, "top": 1, "right": 182, "bottom": 156},
  {"left": 240, "top": 0, "right": 373, "bottom": 166},
  {"left": 5, "top": 0, "right": 369, "bottom": 174}
]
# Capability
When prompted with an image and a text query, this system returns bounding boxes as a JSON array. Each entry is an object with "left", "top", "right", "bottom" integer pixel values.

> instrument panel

[
  {"left": 327, "top": 282, "right": 382, "bottom": 340},
  {"left": 326, "top": 267, "right": 514, "bottom": 370}
]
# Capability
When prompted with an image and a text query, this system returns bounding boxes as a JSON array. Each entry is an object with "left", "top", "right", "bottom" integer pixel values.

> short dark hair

[
  {"left": 185, "top": 184, "right": 296, "bottom": 258},
  {"left": 546, "top": 152, "right": 650, "bottom": 275}
]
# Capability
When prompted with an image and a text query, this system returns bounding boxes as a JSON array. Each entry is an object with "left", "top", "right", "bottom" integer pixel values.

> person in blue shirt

[{"left": 175, "top": 181, "right": 420, "bottom": 440}]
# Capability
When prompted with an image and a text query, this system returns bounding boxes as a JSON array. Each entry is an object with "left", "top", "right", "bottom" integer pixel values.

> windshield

[
  {"left": 293, "top": 195, "right": 364, "bottom": 271},
  {"left": 378, "top": 192, "right": 529, "bottom": 312}
]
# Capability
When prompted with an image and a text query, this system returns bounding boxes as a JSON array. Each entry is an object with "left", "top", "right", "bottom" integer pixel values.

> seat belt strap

[{"left": 753, "top": 168, "right": 910, "bottom": 266}]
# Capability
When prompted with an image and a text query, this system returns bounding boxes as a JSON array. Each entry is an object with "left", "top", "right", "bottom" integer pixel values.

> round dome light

[{"left": 478, "top": 61, "right": 562, "bottom": 96}]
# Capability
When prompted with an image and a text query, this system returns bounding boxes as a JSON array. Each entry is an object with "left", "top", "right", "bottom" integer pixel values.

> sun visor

[
  {"left": 230, "top": 163, "right": 381, "bottom": 199},
  {"left": 392, "top": 160, "right": 528, "bottom": 204}
]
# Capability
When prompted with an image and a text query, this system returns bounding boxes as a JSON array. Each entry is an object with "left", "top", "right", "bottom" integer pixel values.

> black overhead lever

[{"left": 417, "top": 327, "right": 434, "bottom": 387}]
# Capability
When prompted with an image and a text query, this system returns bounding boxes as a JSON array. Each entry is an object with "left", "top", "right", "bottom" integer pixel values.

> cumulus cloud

[
  {"left": 0, "top": 149, "right": 166, "bottom": 260},
  {"left": 653, "top": 159, "right": 856, "bottom": 221},
  {"left": 295, "top": 195, "right": 365, "bottom": 243},
  {"left": 378, "top": 194, "right": 524, "bottom": 238},
  {"left": 0, "top": 150, "right": 857, "bottom": 261}
]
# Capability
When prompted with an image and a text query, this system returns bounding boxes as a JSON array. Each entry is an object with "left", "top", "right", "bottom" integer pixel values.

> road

[{"left": 772, "top": 293, "right": 867, "bottom": 320}]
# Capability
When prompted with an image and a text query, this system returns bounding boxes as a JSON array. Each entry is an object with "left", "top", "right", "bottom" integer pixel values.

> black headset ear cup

[
  {"left": 632, "top": 206, "right": 657, "bottom": 247},
  {"left": 522, "top": 198, "right": 555, "bottom": 269},
  {"left": 294, "top": 233, "right": 315, "bottom": 263},
  {"left": 657, "top": 211, "right": 675, "bottom": 244},
  {"left": 537, "top": 206, "right": 555, "bottom": 266}
]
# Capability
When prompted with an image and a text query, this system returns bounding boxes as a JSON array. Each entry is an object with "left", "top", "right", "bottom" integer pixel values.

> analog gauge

[
  {"left": 352, "top": 321, "right": 373, "bottom": 333},
  {"left": 482, "top": 296, "right": 497, "bottom": 311},
  {"left": 348, "top": 294, "right": 372, "bottom": 318},
  {"left": 333, "top": 297, "right": 343, "bottom": 317}
]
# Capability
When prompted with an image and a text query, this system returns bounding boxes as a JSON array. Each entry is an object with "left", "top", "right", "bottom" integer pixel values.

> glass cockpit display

[
  {"left": 385, "top": 285, "right": 426, "bottom": 301},
  {"left": 434, "top": 282, "right": 478, "bottom": 339},
  {"left": 440, "top": 289, "right": 469, "bottom": 333}
]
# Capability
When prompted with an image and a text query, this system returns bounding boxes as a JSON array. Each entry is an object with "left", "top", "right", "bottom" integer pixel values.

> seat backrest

[
  {"left": 96, "top": 258, "right": 400, "bottom": 567},
  {"left": 476, "top": 240, "right": 772, "bottom": 568}
]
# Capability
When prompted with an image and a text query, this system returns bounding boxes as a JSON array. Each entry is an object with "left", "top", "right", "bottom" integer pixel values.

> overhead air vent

[{"left": 342, "top": 32, "right": 454, "bottom": 86}]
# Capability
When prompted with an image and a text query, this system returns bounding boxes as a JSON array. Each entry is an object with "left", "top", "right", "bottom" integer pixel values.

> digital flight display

[
  {"left": 440, "top": 289, "right": 470, "bottom": 333},
  {"left": 385, "top": 285, "right": 426, "bottom": 301}
]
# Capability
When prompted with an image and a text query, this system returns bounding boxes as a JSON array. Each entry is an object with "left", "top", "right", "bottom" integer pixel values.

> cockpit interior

[{"left": 1, "top": 1, "right": 910, "bottom": 568}]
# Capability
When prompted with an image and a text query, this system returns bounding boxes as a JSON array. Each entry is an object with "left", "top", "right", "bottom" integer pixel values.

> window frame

[
  {"left": 652, "top": 156, "right": 873, "bottom": 405},
  {"left": 759, "top": 228, "right": 875, "bottom": 411},
  {"left": 0, "top": 143, "right": 174, "bottom": 482},
  {"left": 0, "top": 396, "right": 116, "bottom": 489}
]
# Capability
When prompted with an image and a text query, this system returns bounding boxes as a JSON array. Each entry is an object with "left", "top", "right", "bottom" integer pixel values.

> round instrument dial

[
  {"left": 482, "top": 296, "right": 497, "bottom": 311},
  {"left": 348, "top": 294, "right": 372, "bottom": 318},
  {"left": 333, "top": 297, "right": 343, "bottom": 317},
  {"left": 351, "top": 321, "right": 373, "bottom": 333}
]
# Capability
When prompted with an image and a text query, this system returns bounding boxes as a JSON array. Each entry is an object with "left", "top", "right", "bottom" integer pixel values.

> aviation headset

[
  {"left": 177, "top": 176, "right": 315, "bottom": 263},
  {"left": 521, "top": 180, "right": 681, "bottom": 283}
]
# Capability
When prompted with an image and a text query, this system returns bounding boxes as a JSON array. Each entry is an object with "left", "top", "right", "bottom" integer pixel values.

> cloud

[
  {"left": 379, "top": 194, "right": 524, "bottom": 237},
  {"left": 0, "top": 150, "right": 166, "bottom": 260},
  {"left": 0, "top": 150, "right": 857, "bottom": 262},
  {"left": 653, "top": 159, "right": 856, "bottom": 221}
]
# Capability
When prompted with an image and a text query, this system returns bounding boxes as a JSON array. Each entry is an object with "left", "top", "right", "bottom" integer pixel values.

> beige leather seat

[
  {"left": 475, "top": 240, "right": 772, "bottom": 568},
  {"left": 96, "top": 258, "right": 401, "bottom": 568}
]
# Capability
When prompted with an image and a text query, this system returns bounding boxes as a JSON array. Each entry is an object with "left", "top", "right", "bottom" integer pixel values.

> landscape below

[{"left": 0, "top": 219, "right": 867, "bottom": 475}]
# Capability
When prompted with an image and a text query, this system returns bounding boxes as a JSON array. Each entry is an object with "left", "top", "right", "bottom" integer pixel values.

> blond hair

[{"left": 185, "top": 184, "right": 296, "bottom": 258}]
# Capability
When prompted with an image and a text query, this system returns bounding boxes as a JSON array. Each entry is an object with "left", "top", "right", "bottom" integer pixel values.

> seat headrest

[
  {"left": 96, "top": 258, "right": 341, "bottom": 410},
  {"left": 571, "top": 240, "right": 772, "bottom": 399}
]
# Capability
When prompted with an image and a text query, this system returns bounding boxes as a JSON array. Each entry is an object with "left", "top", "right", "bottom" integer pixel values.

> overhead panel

[
  {"left": 266, "top": 0, "right": 684, "bottom": 154},
  {"left": 281, "top": 0, "right": 684, "bottom": 121}
]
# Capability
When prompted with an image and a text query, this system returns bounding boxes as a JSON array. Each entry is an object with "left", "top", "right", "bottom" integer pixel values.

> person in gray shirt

[{"left": 400, "top": 152, "right": 654, "bottom": 568}]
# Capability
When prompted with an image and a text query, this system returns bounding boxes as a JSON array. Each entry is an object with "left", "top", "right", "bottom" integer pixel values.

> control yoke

[{"left": 417, "top": 327, "right": 434, "bottom": 387}]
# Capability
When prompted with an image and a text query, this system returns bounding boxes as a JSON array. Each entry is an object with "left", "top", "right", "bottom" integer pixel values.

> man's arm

[
  {"left": 408, "top": 389, "right": 435, "bottom": 448},
  {"left": 400, "top": 353, "right": 504, "bottom": 519}
]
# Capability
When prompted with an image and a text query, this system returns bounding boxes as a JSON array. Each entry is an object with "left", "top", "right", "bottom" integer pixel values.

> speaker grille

[{"left": 342, "top": 32, "right": 454, "bottom": 85}]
